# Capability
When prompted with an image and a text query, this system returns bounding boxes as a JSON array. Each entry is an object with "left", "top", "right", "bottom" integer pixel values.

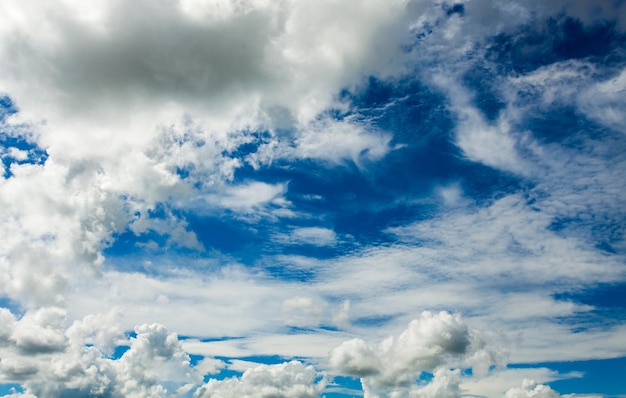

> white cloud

[
  {"left": 11, "top": 307, "right": 67, "bottom": 355},
  {"left": 193, "top": 361, "right": 325, "bottom": 398},
  {"left": 0, "top": 1, "right": 625, "bottom": 396},
  {"left": 330, "top": 312, "right": 493, "bottom": 398},
  {"left": 182, "top": 331, "right": 350, "bottom": 360},
  {"left": 577, "top": 67, "right": 626, "bottom": 134},
  {"left": 0, "top": 308, "right": 202, "bottom": 396},
  {"left": 409, "top": 368, "right": 462, "bottom": 398},
  {"left": 430, "top": 73, "right": 533, "bottom": 176},
  {"left": 288, "top": 118, "right": 393, "bottom": 166},
  {"left": 282, "top": 296, "right": 323, "bottom": 327},
  {"left": 330, "top": 338, "right": 381, "bottom": 377},
  {"left": 0, "top": 0, "right": 423, "bottom": 310},
  {"left": 504, "top": 379, "right": 561, "bottom": 398},
  {"left": 462, "top": 368, "right": 582, "bottom": 398},
  {"left": 277, "top": 227, "right": 338, "bottom": 247}
]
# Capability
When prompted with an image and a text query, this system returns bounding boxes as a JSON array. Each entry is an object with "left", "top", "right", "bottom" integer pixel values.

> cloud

[
  {"left": 285, "top": 117, "right": 394, "bottom": 166},
  {"left": 193, "top": 361, "right": 325, "bottom": 398},
  {"left": 207, "top": 181, "right": 288, "bottom": 212},
  {"left": 504, "top": 379, "right": 561, "bottom": 398},
  {"left": 577, "top": 67, "right": 626, "bottom": 134},
  {"left": 462, "top": 368, "right": 583, "bottom": 398},
  {"left": 0, "top": 0, "right": 421, "bottom": 309},
  {"left": 330, "top": 312, "right": 491, "bottom": 397},
  {"left": 0, "top": 0, "right": 625, "bottom": 396},
  {"left": 276, "top": 227, "right": 338, "bottom": 247},
  {"left": 409, "top": 368, "right": 462, "bottom": 398},
  {"left": 431, "top": 74, "right": 533, "bottom": 176},
  {"left": 11, "top": 307, "right": 67, "bottom": 355},
  {"left": 330, "top": 338, "right": 381, "bottom": 378},
  {"left": 0, "top": 307, "right": 201, "bottom": 397},
  {"left": 282, "top": 296, "right": 323, "bottom": 327}
]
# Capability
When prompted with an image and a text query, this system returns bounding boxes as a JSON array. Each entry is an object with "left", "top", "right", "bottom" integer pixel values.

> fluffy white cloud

[
  {"left": 330, "top": 312, "right": 492, "bottom": 398},
  {"left": 0, "top": 0, "right": 423, "bottom": 309},
  {"left": 193, "top": 361, "right": 325, "bottom": 398},
  {"left": 504, "top": 379, "right": 560, "bottom": 398},
  {"left": 0, "top": 308, "right": 201, "bottom": 397},
  {"left": 11, "top": 307, "right": 67, "bottom": 355},
  {"left": 462, "top": 368, "right": 582, "bottom": 398}
]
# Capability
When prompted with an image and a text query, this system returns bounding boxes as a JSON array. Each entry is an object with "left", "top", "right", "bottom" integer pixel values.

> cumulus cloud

[
  {"left": 462, "top": 368, "right": 583, "bottom": 398},
  {"left": 0, "top": 0, "right": 421, "bottom": 307},
  {"left": 193, "top": 361, "right": 325, "bottom": 398},
  {"left": 504, "top": 379, "right": 561, "bottom": 398},
  {"left": 11, "top": 307, "right": 67, "bottom": 355},
  {"left": 0, "top": 307, "right": 201, "bottom": 397},
  {"left": 330, "top": 312, "right": 493, "bottom": 397}
]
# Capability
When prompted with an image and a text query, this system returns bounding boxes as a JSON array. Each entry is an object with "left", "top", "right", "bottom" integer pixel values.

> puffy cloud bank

[{"left": 0, "top": 308, "right": 194, "bottom": 396}]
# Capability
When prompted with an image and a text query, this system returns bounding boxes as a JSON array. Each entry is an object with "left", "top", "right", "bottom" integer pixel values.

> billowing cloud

[
  {"left": 330, "top": 312, "right": 494, "bottom": 397},
  {"left": 193, "top": 361, "right": 325, "bottom": 398},
  {"left": 0, "top": 308, "right": 200, "bottom": 397},
  {"left": 504, "top": 379, "right": 561, "bottom": 398}
]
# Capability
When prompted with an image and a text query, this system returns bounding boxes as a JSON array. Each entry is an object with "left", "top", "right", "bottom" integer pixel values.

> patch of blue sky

[
  {"left": 227, "top": 130, "right": 273, "bottom": 159},
  {"left": 1, "top": 96, "right": 48, "bottom": 177},
  {"left": 323, "top": 390, "right": 363, "bottom": 398},
  {"left": 0, "top": 96, "right": 17, "bottom": 121},
  {"left": 553, "top": 283, "right": 626, "bottom": 324},
  {"left": 351, "top": 314, "right": 396, "bottom": 329},
  {"left": 187, "top": 215, "right": 267, "bottom": 256},
  {"left": 110, "top": 344, "right": 130, "bottom": 360},
  {"left": 0, "top": 384, "right": 24, "bottom": 397},
  {"left": 329, "top": 78, "right": 527, "bottom": 206},
  {"left": 325, "top": 376, "right": 364, "bottom": 398},
  {"left": 188, "top": 354, "right": 204, "bottom": 366},
  {"left": 262, "top": 262, "right": 318, "bottom": 283},
  {"left": 461, "top": 68, "right": 507, "bottom": 123},
  {"left": 223, "top": 354, "right": 288, "bottom": 366},
  {"left": 202, "top": 367, "right": 241, "bottom": 383},
  {"left": 486, "top": 16, "right": 626, "bottom": 76},
  {"left": 189, "top": 354, "right": 237, "bottom": 387},
  {"left": 509, "top": 357, "right": 626, "bottom": 396},
  {"left": 0, "top": 132, "right": 48, "bottom": 179},
  {"left": 179, "top": 335, "right": 244, "bottom": 343},
  {"left": 201, "top": 355, "right": 294, "bottom": 382},
  {"left": 235, "top": 124, "right": 513, "bottom": 239},
  {"left": 549, "top": 215, "right": 626, "bottom": 256},
  {"left": 0, "top": 297, "right": 23, "bottom": 317},
  {"left": 338, "top": 77, "right": 457, "bottom": 155}
]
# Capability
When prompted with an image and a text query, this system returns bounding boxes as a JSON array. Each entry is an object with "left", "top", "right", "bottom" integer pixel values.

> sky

[{"left": 0, "top": 0, "right": 625, "bottom": 397}]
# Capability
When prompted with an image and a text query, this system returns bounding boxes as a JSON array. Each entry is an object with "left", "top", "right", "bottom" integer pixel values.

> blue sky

[{"left": 0, "top": 0, "right": 625, "bottom": 397}]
